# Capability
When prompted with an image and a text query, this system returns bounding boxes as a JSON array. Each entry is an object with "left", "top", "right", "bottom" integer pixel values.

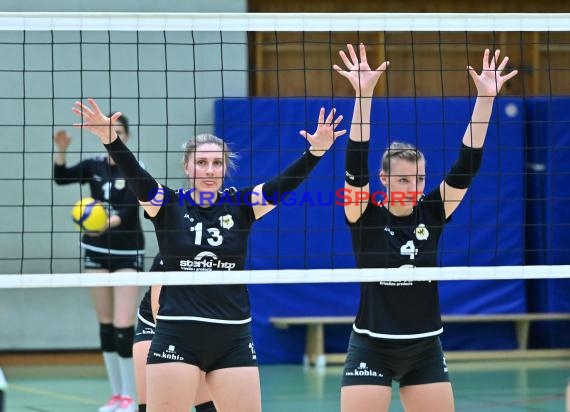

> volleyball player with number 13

[
  {"left": 72, "top": 98, "right": 345, "bottom": 412},
  {"left": 335, "top": 44, "right": 518, "bottom": 412}
]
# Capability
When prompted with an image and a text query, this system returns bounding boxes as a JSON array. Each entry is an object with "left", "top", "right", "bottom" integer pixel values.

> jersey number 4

[
  {"left": 400, "top": 240, "right": 418, "bottom": 260},
  {"left": 190, "top": 222, "right": 223, "bottom": 246}
]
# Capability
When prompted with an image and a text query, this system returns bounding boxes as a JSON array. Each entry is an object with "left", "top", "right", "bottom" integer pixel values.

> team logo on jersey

[
  {"left": 179, "top": 251, "right": 236, "bottom": 271},
  {"left": 153, "top": 344, "right": 184, "bottom": 361},
  {"left": 344, "top": 362, "right": 384, "bottom": 378},
  {"left": 414, "top": 224, "right": 429, "bottom": 241},
  {"left": 220, "top": 214, "right": 234, "bottom": 230},
  {"left": 114, "top": 178, "right": 126, "bottom": 190}
]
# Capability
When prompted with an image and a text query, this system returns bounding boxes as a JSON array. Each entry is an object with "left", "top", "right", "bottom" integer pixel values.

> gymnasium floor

[{"left": 2, "top": 359, "right": 569, "bottom": 411}]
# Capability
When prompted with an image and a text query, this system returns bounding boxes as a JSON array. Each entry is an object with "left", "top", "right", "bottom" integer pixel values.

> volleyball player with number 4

[
  {"left": 53, "top": 116, "right": 144, "bottom": 412},
  {"left": 334, "top": 44, "right": 517, "bottom": 412}
]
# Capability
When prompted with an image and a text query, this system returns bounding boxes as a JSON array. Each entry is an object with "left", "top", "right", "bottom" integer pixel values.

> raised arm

[
  {"left": 441, "top": 49, "right": 518, "bottom": 218},
  {"left": 53, "top": 130, "right": 71, "bottom": 167},
  {"left": 72, "top": 98, "right": 163, "bottom": 217},
  {"left": 334, "top": 43, "right": 389, "bottom": 223},
  {"left": 250, "top": 107, "right": 345, "bottom": 220},
  {"left": 53, "top": 130, "right": 92, "bottom": 185}
]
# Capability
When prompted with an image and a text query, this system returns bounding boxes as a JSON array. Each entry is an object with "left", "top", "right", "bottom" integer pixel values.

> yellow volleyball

[{"left": 71, "top": 197, "right": 108, "bottom": 232}]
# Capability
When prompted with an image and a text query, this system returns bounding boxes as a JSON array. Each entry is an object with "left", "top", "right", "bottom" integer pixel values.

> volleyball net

[{"left": 0, "top": 13, "right": 569, "bottom": 287}]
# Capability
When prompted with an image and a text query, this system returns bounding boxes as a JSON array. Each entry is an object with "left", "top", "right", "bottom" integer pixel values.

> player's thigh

[
  {"left": 400, "top": 382, "right": 454, "bottom": 412},
  {"left": 206, "top": 366, "right": 261, "bottom": 412},
  {"left": 341, "top": 385, "right": 392, "bottom": 412},
  {"left": 147, "top": 362, "right": 201, "bottom": 412},
  {"left": 194, "top": 371, "right": 212, "bottom": 405},
  {"left": 133, "top": 340, "right": 151, "bottom": 402},
  {"left": 113, "top": 268, "right": 140, "bottom": 327},
  {"left": 341, "top": 330, "right": 394, "bottom": 412},
  {"left": 86, "top": 268, "right": 113, "bottom": 323}
]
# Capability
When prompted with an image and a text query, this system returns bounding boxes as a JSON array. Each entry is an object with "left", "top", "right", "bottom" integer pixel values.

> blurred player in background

[{"left": 53, "top": 115, "right": 143, "bottom": 412}]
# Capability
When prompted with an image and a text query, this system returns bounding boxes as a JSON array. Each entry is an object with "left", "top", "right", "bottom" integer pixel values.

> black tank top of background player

[
  {"left": 147, "top": 186, "right": 255, "bottom": 324},
  {"left": 137, "top": 254, "right": 164, "bottom": 326},
  {"left": 54, "top": 156, "right": 144, "bottom": 254},
  {"left": 348, "top": 188, "right": 449, "bottom": 339}
]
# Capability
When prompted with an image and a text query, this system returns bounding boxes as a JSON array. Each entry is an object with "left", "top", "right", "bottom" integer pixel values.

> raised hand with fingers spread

[
  {"left": 469, "top": 49, "right": 518, "bottom": 98},
  {"left": 333, "top": 43, "right": 389, "bottom": 97},
  {"left": 72, "top": 98, "right": 122, "bottom": 145},
  {"left": 300, "top": 107, "right": 346, "bottom": 156}
]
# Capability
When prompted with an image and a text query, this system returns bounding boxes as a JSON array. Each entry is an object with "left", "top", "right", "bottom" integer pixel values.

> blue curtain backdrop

[
  {"left": 214, "top": 96, "right": 568, "bottom": 364},
  {"left": 525, "top": 97, "right": 570, "bottom": 348}
]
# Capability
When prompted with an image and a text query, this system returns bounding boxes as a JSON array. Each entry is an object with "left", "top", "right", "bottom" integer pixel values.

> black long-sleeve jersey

[
  {"left": 348, "top": 188, "right": 449, "bottom": 339},
  {"left": 147, "top": 186, "right": 255, "bottom": 324}
]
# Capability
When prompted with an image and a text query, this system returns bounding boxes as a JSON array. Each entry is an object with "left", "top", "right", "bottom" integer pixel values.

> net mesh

[{"left": 0, "top": 13, "right": 569, "bottom": 286}]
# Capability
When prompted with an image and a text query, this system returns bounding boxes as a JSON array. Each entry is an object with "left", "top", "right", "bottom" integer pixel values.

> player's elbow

[
  {"left": 53, "top": 175, "right": 67, "bottom": 185},
  {"left": 345, "top": 207, "right": 362, "bottom": 224}
]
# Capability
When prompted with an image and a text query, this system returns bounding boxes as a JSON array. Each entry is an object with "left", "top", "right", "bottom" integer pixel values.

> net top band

[
  {"left": 2, "top": 266, "right": 569, "bottom": 288},
  {"left": 0, "top": 12, "right": 569, "bottom": 32}
]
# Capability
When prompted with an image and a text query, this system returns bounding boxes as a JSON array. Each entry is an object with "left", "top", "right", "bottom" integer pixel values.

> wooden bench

[{"left": 270, "top": 313, "right": 570, "bottom": 366}]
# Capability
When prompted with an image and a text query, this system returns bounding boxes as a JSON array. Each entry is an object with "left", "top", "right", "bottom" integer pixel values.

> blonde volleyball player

[
  {"left": 73, "top": 98, "right": 345, "bottom": 412},
  {"left": 335, "top": 44, "right": 517, "bottom": 412},
  {"left": 53, "top": 115, "right": 143, "bottom": 412}
]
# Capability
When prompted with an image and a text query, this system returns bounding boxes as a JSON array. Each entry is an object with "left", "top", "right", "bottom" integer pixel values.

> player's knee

[
  {"left": 99, "top": 323, "right": 116, "bottom": 352},
  {"left": 114, "top": 326, "right": 135, "bottom": 358},
  {"left": 195, "top": 401, "right": 216, "bottom": 412}
]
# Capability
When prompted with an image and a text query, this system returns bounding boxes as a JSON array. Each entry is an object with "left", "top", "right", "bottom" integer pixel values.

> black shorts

[
  {"left": 134, "top": 295, "right": 155, "bottom": 344},
  {"left": 84, "top": 249, "right": 144, "bottom": 272},
  {"left": 147, "top": 320, "right": 258, "bottom": 372},
  {"left": 134, "top": 259, "right": 162, "bottom": 344},
  {"left": 133, "top": 305, "right": 156, "bottom": 343},
  {"left": 342, "top": 331, "right": 449, "bottom": 387},
  {"left": 134, "top": 315, "right": 155, "bottom": 344}
]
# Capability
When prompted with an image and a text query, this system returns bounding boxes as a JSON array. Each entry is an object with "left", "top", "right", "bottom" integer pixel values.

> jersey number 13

[{"left": 190, "top": 222, "right": 223, "bottom": 247}]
